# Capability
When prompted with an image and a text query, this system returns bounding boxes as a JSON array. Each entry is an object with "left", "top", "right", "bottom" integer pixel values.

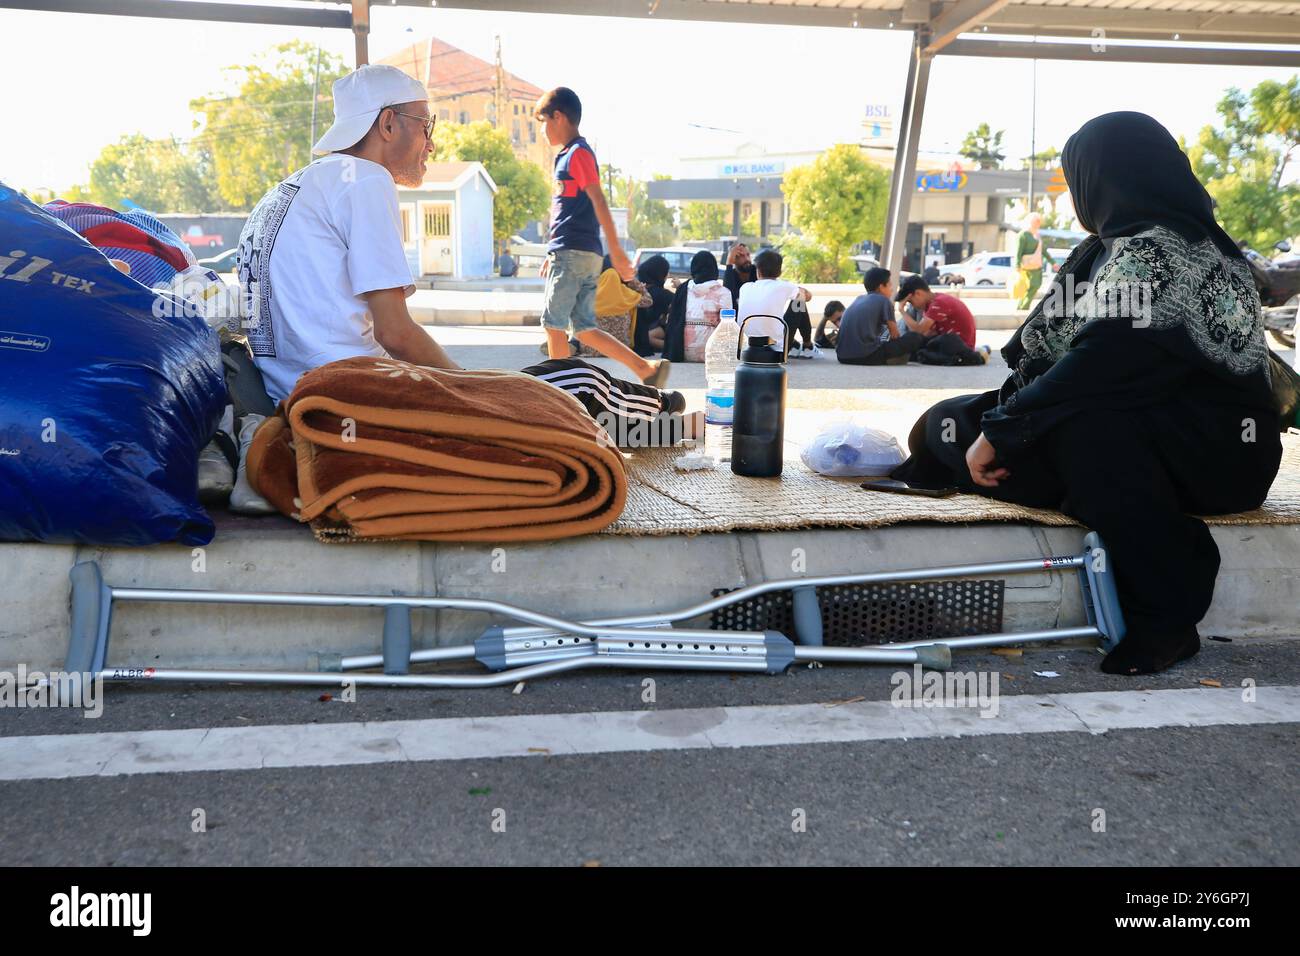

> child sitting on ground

[{"left": 815, "top": 300, "right": 843, "bottom": 349}]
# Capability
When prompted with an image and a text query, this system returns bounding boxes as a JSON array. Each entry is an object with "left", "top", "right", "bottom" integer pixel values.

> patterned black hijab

[
  {"left": 1061, "top": 111, "right": 1243, "bottom": 263},
  {"left": 1003, "top": 111, "right": 1268, "bottom": 391}
]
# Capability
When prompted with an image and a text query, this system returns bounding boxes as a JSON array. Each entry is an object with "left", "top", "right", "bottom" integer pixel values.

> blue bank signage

[{"left": 719, "top": 160, "right": 786, "bottom": 177}]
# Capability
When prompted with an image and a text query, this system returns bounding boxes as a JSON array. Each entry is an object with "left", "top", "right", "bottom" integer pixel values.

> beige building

[{"left": 379, "top": 37, "right": 552, "bottom": 173}]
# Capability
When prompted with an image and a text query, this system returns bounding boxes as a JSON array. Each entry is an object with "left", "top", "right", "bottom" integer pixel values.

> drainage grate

[{"left": 709, "top": 580, "right": 1005, "bottom": 646}]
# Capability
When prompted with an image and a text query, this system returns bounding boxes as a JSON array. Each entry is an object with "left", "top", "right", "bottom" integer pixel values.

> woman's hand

[{"left": 966, "top": 433, "right": 1010, "bottom": 488}]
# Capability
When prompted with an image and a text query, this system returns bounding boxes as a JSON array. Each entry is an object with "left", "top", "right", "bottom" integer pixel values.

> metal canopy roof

[
  {"left": 400, "top": 0, "right": 1300, "bottom": 48},
  {"left": 5, "top": 1, "right": 1296, "bottom": 58},
  {"left": 12, "top": 1, "right": 1298, "bottom": 45}
]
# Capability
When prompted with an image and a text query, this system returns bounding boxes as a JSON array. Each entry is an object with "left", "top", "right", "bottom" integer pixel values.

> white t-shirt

[
  {"left": 737, "top": 278, "right": 802, "bottom": 348},
  {"left": 235, "top": 154, "right": 414, "bottom": 402}
]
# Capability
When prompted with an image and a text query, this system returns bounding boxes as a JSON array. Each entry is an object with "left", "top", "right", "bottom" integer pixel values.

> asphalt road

[{"left": 3, "top": 639, "right": 1296, "bottom": 866}]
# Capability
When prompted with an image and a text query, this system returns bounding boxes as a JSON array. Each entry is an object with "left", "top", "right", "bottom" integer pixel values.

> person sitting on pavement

[
  {"left": 497, "top": 249, "right": 518, "bottom": 277},
  {"left": 233, "top": 65, "right": 686, "bottom": 450},
  {"left": 922, "top": 262, "right": 941, "bottom": 285},
  {"left": 737, "top": 248, "right": 813, "bottom": 358},
  {"left": 890, "top": 110, "right": 1284, "bottom": 675},
  {"left": 895, "top": 275, "right": 990, "bottom": 366},
  {"left": 663, "top": 250, "right": 734, "bottom": 362},
  {"left": 836, "top": 267, "right": 924, "bottom": 366},
  {"left": 633, "top": 254, "right": 672, "bottom": 356},
  {"left": 723, "top": 242, "right": 756, "bottom": 309},
  {"left": 815, "top": 300, "right": 843, "bottom": 349}
]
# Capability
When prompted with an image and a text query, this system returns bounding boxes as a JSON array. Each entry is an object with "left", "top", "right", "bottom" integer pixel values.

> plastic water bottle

[{"left": 704, "top": 308, "right": 741, "bottom": 462}]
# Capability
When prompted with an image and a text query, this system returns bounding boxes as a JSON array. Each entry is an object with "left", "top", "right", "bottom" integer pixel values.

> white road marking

[{"left": 1, "top": 685, "right": 1295, "bottom": 782}]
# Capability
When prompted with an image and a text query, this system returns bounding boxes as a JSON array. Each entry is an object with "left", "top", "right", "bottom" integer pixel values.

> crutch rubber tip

[{"left": 914, "top": 644, "right": 952, "bottom": 671}]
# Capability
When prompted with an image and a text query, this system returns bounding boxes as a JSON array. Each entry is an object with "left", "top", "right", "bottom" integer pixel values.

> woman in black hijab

[
  {"left": 892, "top": 111, "right": 1285, "bottom": 675},
  {"left": 663, "top": 250, "right": 722, "bottom": 362},
  {"left": 633, "top": 254, "right": 672, "bottom": 356}
]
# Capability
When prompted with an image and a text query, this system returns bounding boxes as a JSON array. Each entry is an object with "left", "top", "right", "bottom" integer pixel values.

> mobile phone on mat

[{"left": 860, "top": 479, "right": 958, "bottom": 498}]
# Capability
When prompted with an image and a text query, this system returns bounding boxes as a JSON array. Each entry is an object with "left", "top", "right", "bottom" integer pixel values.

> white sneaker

[
  {"left": 810, "top": 345, "right": 824, "bottom": 359},
  {"left": 230, "top": 413, "right": 278, "bottom": 515}
]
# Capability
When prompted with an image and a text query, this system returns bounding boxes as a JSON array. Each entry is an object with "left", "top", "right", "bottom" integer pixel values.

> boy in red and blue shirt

[{"left": 534, "top": 87, "right": 669, "bottom": 386}]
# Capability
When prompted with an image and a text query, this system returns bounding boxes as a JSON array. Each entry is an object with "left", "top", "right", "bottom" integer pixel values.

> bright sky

[{"left": 0, "top": 2, "right": 1296, "bottom": 194}]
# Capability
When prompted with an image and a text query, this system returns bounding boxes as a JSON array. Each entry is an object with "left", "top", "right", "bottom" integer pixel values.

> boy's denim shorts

[{"left": 541, "top": 248, "right": 602, "bottom": 334}]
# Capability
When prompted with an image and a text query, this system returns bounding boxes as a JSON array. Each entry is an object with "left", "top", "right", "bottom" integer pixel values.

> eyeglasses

[{"left": 387, "top": 109, "right": 435, "bottom": 141}]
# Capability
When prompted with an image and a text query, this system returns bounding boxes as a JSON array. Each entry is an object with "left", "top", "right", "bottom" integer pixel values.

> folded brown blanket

[{"left": 247, "top": 356, "right": 627, "bottom": 542}]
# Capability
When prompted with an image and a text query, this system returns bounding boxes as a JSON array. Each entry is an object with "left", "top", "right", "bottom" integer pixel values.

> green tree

[
  {"left": 1184, "top": 77, "right": 1300, "bottom": 250},
  {"left": 82, "top": 134, "right": 220, "bottom": 212},
  {"left": 191, "top": 41, "right": 349, "bottom": 210},
  {"left": 960, "top": 123, "right": 1006, "bottom": 169},
  {"left": 433, "top": 121, "right": 550, "bottom": 243},
  {"left": 777, "top": 232, "right": 847, "bottom": 283},
  {"left": 627, "top": 178, "right": 675, "bottom": 249},
  {"left": 1026, "top": 146, "right": 1060, "bottom": 170},
  {"left": 599, "top": 163, "right": 629, "bottom": 207},
  {"left": 782, "top": 144, "right": 890, "bottom": 279},
  {"left": 679, "top": 202, "right": 730, "bottom": 240}
]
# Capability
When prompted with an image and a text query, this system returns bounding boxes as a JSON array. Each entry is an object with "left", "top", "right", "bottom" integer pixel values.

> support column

[
  {"left": 881, "top": 28, "right": 934, "bottom": 280},
  {"left": 961, "top": 194, "right": 971, "bottom": 252},
  {"left": 759, "top": 200, "right": 769, "bottom": 238},
  {"left": 351, "top": 0, "right": 370, "bottom": 67},
  {"left": 732, "top": 199, "right": 742, "bottom": 237}
]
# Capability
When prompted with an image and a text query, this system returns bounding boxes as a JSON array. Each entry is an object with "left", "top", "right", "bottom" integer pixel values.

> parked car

[
  {"left": 850, "top": 254, "right": 880, "bottom": 274},
  {"left": 939, "top": 251, "right": 1015, "bottom": 287},
  {"left": 633, "top": 247, "right": 704, "bottom": 284},
  {"left": 182, "top": 225, "right": 225, "bottom": 250},
  {"left": 197, "top": 247, "right": 238, "bottom": 275},
  {"left": 507, "top": 235, "right": 549, "bottom": 274}
]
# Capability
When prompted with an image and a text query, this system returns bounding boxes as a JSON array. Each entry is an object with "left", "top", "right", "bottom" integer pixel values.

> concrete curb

[
  {"left": 410, "top": 308, "right": 540, "bottom": 326},
  {"left": 4, "top": 522, "right": 1298, "bottom": 671}
]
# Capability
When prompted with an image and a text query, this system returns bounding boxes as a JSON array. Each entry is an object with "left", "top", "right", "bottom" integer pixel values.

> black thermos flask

[{"left": 731, "top": 335, "right": 787, "bottom": 477}]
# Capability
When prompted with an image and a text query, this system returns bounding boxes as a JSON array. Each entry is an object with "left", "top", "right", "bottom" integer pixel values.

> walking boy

[{"left": 535, "top": 87, "right": 669, "bottom": 386}]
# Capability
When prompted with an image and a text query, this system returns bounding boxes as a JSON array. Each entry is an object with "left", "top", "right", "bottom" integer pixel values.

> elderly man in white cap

[
  {"left": 234, "top": 64, "right": 453, "bottom": 406},
  {"left": 225, "top": 66, "right": 689, "bottom": 511}
]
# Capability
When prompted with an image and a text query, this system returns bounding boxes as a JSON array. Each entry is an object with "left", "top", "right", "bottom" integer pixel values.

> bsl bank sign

[{"left": 718, "top": 160, "right": 785, "bottom": 177}]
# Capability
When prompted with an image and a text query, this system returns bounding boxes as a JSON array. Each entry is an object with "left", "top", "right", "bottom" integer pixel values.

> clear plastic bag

[{"left": 800, "top": 421, "right": 904, "bottom": 477}]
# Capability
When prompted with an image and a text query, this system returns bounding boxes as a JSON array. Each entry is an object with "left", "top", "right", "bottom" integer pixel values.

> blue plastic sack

[{"left": 0, "top": 184, "right": 226, "bottom": 545}]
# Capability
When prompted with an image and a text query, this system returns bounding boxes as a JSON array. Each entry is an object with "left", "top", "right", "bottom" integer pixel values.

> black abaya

[{"left": 891, "top": 111, "right": 1285, "bottom": 673}]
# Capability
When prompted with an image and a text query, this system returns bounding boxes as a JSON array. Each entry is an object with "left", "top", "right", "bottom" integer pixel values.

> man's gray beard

[{"left": 394, "top": 159, "right": 424, "bottom": 188}]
